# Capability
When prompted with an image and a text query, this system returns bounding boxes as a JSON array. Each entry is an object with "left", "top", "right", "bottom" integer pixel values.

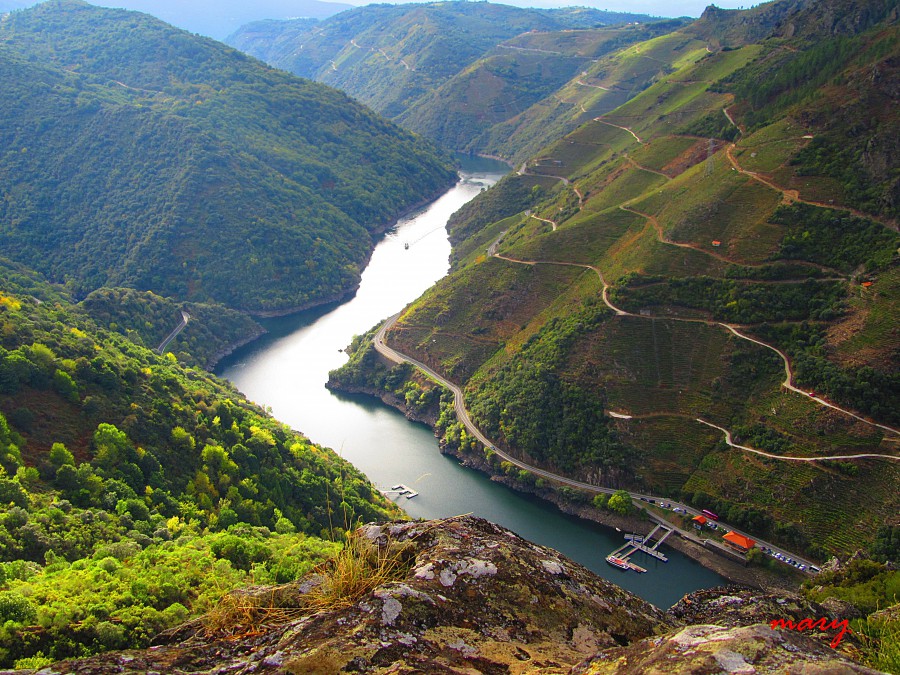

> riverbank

[
  {"left": 326, "top": 364, "right": 800, "bottom": 595},
  {"left": 204, "top": 322, "right": 268, "bottom": 370},
  {"left": 242, "top": 177, "right": 457, "bottom": 320},
  {"left": 219, "top": 161, "right": 730, "bottom": 608}
]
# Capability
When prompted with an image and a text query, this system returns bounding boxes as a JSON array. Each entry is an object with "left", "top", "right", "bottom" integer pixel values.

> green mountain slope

[
  {"left": 0, "top": 260, "right": 398, "bottom": 666},
  {"left": 397, "top": 21, "right": 688, "bottom": 155},
  {"left": 340, "top": 0, "right": 900, "bottom": 561},
  {"left": 226, "top": 2, "right": 660, "bottom": 120},
  {"left": 0, "top": 1, "right": 455, "bottom": 313},
  {"left": 462, "top": 26, "right": 711, "bottom": 164}
]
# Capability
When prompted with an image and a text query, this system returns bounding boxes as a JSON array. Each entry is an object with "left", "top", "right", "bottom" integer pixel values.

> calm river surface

[{"left": 218, "top": 156, "right": 725, "bottom": 608}]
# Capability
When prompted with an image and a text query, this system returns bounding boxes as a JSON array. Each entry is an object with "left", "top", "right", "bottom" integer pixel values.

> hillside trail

[
  {"left": 624, "top": 154, "right": 669, "bottom": 178},
  {"left": 618, "top": 193, "right": 847, "bottom": 278},
  {"left": 517, "top": 162, "right": 583, "bottom": 214},
  {"left": 593, "top": 117, "right": 644, "bottom": 144},
  {"left": 722, "top": 108, "right": 896, "bottom": 230},
  {"left": 527, "top": 211, "right": 558, "bottom": 231},
  {"left": 489, "top": 240, "right": 899, "bottom": 440},
  {"left": 482, "top": 117, "right": 896, "bottom": 440},
  {"left": 576, "top": 79, "right": 610, "bottom": 91}
]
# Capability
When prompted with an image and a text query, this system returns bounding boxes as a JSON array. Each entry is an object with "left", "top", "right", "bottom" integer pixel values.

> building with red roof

[{"left": 723, "top": 531, "right": 756, "bottom": 552}]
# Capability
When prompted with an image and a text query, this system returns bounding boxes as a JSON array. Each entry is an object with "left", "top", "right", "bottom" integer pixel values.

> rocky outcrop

[
  {"left": 29, "top": 516, "right": 883, "bottom": 674},
  {"left": 573, "top": 623, "right": 882, "bottom": 674}
]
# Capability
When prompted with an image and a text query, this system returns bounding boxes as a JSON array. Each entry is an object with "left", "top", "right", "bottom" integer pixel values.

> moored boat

[{"left": 606, "top": 555, "right": 630, "bottom": 570}]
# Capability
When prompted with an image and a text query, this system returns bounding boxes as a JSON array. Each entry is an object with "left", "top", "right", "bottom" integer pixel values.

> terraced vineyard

[{"left": 367, "top": 0, "right": 900, "bottom": 558}]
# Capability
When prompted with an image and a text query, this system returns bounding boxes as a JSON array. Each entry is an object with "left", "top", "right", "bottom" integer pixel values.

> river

[{"left": 217, "top": 156, "right": 725, "bottom": 608}]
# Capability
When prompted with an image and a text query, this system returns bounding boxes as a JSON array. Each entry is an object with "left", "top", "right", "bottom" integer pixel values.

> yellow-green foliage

[
  {"left": 733, "top": 117, "right": 811, "bottom": 173},
  {"left": 628, "top": 135, "right": 699, "bottom": 173},
  {"left": 0, "top": 522, "right": 339, "bottom": 666},
  {"left": 633, "top": 154, "right": 783, "bottom": 263}
]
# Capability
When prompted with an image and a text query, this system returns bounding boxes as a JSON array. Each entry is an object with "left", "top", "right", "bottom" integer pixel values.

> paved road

[
  {"left": 156, "top": 310, "right": 190, "bottom": 355},
  {"left": 372, "top": 311, "right": 824, "bottom": 573}
]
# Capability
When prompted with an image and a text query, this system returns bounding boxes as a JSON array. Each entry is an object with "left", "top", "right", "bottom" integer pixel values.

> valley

[
  {"left": 324, "top": 0, "right": 898, "bottom": 568},
  {"left": 0, "top": 0, "right": 897, "bottom": 670}
]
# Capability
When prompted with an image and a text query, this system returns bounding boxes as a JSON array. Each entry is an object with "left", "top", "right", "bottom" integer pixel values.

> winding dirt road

[{"left": 593, "top": 118, "right": 643, "bottom": 144}]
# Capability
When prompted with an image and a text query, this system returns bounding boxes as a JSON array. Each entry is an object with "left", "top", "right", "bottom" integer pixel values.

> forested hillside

[
  {"left": 340, "top": 0, "right": 900, "bottom": 561},
  {"left": 80, "top": 287, "right": 266, "bottom": 370},
  {"left": 0, "top": 260, "right": 398, "bottom": 668},
  {"left": 0, "top": 1, "right": 455, "bottom": 313},
  {"left": 227, "top": 3, "right": 660, "bottom": 121}
]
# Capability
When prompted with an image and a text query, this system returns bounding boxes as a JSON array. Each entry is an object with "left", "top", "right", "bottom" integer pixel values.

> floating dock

[
  {"left": 381, "top": 484, "right": 418, "bottom": 499},
  {"left": 604, "top": 523, "right": 673, "bottom": 572}
]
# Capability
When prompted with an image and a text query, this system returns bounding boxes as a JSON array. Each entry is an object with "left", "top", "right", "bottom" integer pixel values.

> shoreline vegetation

[
  {"left": 242, "top": 178, "right": 458, "bottom": 322},
  {"left": 325, "top": 334, "right": 799, "bottom": 590}
]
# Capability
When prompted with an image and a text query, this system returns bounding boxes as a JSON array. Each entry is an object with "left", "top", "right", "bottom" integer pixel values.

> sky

[
  {"left": 341, "top": 0, "right": 760, "bottom": 18},
  {"left": 1, "top": 0, "right": 763, "bottom": 21}
]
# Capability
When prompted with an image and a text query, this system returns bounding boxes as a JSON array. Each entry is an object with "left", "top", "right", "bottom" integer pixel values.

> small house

[{"left": 723, "top": 531, "right": 756, "bottom": 552}]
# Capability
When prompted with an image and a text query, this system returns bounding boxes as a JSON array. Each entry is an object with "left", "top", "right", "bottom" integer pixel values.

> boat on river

[{"left": 606, "top": 555, "right": 630, "bottom": 570}]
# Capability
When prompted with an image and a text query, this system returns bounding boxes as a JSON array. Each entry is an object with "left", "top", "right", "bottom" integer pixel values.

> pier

[
  {"left": 605, "top": 523, "right": 673, "bottom": 572},
  {"left": 380, "top": 484, "right": 419, "bottom": 499}
]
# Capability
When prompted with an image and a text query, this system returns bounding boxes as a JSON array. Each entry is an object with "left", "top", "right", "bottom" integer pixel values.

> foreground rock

[
  {"left": 573, "top": 623, "right": 882, "bottom": 674},
  {"left": 31, "top": 516, "right": 883, "bottom": 674}
]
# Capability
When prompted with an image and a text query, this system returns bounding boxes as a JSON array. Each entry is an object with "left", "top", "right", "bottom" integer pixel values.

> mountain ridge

[{"left": 0, "top": 0, "right": 456, "bottom": 312}]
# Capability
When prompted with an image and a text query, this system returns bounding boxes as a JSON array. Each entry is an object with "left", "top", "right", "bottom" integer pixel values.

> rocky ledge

[{"left": 22, "top": 516, "right": 885, "bottom": 674}]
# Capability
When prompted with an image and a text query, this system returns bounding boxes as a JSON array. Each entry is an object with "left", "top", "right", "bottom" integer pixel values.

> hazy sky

[{"left": 342, "top": 0, "right": 761, "bottom": 18}]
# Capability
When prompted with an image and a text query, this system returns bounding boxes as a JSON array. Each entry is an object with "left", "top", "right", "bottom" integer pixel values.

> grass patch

[
  {"left": 203, "top": 526, "right": 417, "bottom": 637},
  {"left": 504, "top": 206, "right": 640, "bottom": 265},
  {"left": 581, "top": 161, "right": 668, "bottom": 213},
  {"left": 635, "top": 154, "right": 783, "bottom": 263},
  {"left": 628, "top": 135, "right": 698, "bottom": 173}
]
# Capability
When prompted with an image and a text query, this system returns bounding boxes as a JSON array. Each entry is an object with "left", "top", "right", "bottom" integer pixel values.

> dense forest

[
  {"left": 80, "top": 287, "right": 265, "bottom": 370},
  {"left": 0, "top": 1, "right": 455, "bottom": 312},
  {"left": 0, "top": 262, "right": 398, "bottom": 667}
]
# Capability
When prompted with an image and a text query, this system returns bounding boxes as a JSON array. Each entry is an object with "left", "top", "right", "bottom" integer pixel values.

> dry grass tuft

[
  {"left": 201, "top": 524, "right": 424, "bottom": 638},
  {"left": 303, "top": 530, "right": 417, "bottom": 612}
]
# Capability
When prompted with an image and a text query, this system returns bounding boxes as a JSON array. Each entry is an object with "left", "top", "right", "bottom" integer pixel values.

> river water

[{"left": 218, "top": 156, "right": 725, "bottom": 608}]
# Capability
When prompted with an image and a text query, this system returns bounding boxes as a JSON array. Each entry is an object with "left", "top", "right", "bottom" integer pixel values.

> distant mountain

[
  {"left": 0, "top": 0, "right": 455, "bottom": 313},
  {"left": 0, "top": 0, "right": 351, "bottom": 40},
  {"left": 399, "top": 20, "right": 688, "bottom": 156},
  {"left": 227, "top": 2, "right": 662, "bottom": 119}
]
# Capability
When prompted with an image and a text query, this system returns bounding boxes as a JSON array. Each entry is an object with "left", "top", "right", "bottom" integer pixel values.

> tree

[
  {"left": 607, "top": 490, "right": 633, "bottom": 515},
  {"left": 49, "top": 443, "right": 75, "bottom": 468}
]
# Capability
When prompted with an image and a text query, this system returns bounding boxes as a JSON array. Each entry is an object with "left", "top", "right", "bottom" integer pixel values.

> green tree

[
  {"left": 49, "top": 443, "right": 75, "bottom": 468},
  {"left": 607, "top": 490, "right": 633, "bottom": 515}
]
